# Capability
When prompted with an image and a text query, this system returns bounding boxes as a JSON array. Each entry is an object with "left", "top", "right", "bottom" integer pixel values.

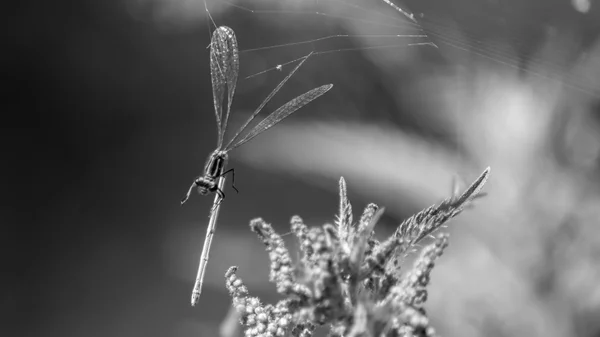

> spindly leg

[
  {"left": 211, "top": 188, "right": 225, "bottom": 213},
  {"left": 217, "top": 168, "right": 239, "bottom": 193},
  {"left": 216, "top": 187, "right": 225, "bottom": 201},
  {"left": 181, "top": 181, "right": 197, "bottom": 205}
]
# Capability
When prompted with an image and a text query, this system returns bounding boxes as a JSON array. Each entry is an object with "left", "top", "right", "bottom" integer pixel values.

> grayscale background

[{"left": 5, "top": 0, "right": 600, "bottom": 336}]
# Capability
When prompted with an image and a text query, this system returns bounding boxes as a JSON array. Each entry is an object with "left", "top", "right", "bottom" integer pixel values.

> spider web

[
  {"left": 126, "top": 0, "right": 599, "bottom": 98},
  {"left": 204, "top": 0, "right": 435, "bottom": 79},
  {"left": 193, "top": 0, "right": 599, "bottom": 99}
]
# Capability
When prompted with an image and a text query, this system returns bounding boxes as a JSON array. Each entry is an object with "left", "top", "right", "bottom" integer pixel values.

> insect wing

[
  {"left": 210, "top": 26, "right": 240, "bottom": 149},
  {"left": 225, "top": 84, "right": 333, "bottom": 151},
  {"left": 223, "top": 53, "right": 312, "bottom": 151}
]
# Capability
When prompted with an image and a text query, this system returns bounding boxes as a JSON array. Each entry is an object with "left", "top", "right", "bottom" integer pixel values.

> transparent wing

[
  {"left": 224, "top": 84, "right": 333, "bottom": 152},
  {"left": 210, "top": 26, "right": 239, "bottom": 150},
  {"left": 223, "top": 53, "right": 312, "bottom": 151}
]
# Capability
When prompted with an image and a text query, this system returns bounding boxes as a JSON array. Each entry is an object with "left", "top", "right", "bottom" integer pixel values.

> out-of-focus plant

[{"left": 222, "top": 168, "right": 489, "bottom": 337}]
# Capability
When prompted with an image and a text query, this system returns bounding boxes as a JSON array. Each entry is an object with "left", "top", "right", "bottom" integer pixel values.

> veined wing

[
  {"left": 224, "top": 84, "right": 333, "bottom": 152},
  {"left": 223, "top": 52, "right": 313, "bottom": 151},
  {"left": 210, "top": 26, "right": 239, "bottom": 150}
]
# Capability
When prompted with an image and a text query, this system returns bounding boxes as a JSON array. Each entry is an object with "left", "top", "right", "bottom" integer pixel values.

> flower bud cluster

[{"left": 225, "top": 169, "right": 489, "bottom": 337}]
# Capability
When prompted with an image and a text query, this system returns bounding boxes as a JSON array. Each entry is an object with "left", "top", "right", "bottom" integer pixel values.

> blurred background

[{"left": 6, "top": 0, "right": 600, "bottom": 336}]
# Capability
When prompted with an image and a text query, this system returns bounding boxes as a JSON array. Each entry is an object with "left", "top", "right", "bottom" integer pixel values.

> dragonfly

[{"left": 182, "top": 26, "right": 333, "bottom": 306}]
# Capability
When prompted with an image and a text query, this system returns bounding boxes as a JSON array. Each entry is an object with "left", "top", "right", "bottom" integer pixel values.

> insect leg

[
  {"left": 216, "top": 187, "right": 225, "bottom": 200},
  {"left": 218, "top": 168, "right": 239, "bottom": 193},
  {"left": 211, "top": 188, "right": 225, "bottom": 213},
  {"left": 181, "top": 181, "right": 197, "bottom": 205}
]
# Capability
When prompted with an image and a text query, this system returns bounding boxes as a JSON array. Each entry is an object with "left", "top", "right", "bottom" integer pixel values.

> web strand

[{"left": 203, "top": 0, "right": 218, "bottom": 39}]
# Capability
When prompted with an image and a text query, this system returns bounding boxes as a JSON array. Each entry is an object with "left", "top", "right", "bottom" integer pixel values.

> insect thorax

[{"left": 204, "top": 150, "right": 228, "bottom": 178}]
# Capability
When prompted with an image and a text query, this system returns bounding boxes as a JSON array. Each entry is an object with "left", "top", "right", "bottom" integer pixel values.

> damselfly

[{"left": 182, "top": 26, "right": 333, "bottom": 306}]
